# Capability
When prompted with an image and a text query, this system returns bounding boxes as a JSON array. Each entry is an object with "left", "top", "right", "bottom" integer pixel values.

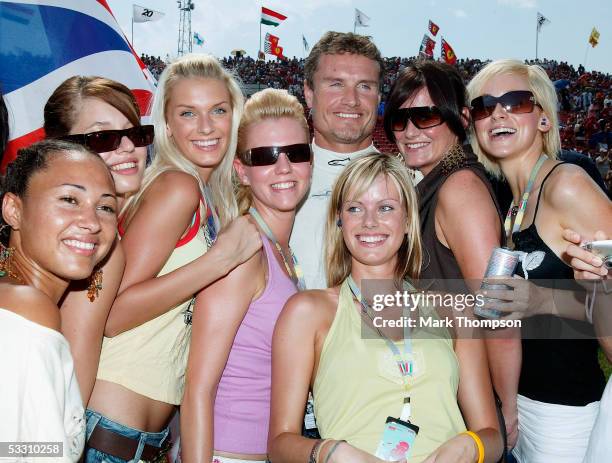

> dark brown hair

[
  {"left": 44, "top": 76, "right": 140, "bottom": 138},
  {"left": 383, "top": 60, "right": 468, "bottom": 144}
]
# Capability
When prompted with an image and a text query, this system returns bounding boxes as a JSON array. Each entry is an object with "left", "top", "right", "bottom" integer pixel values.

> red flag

[
  {"left": 428, "top": 20, "right": 440, "bottom": 37},
  {"left": 265, "top": 32, "right": 279, "bottom": 46},
  {"left": 441, "top": 38, "right": 457, "bottom": 65},
  {"left": 264, "top": 33, "right": 286, "bottom": 60},
  {"left": 419, "top": 34, "right": 436, "bottom": 58}
]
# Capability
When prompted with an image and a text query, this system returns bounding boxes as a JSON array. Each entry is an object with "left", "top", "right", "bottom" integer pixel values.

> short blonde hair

[
  {"left": 325, "top": 152, "right": 422, "bottom": 287},
  {"left": 123, "top": 54, "right": 244, "bottom": 225},
  {"left": 235, "top": 89, "right": 309, "bottom": 214},
  {"left": 467, "top": 59, "right": 560, "bottom": 178}
]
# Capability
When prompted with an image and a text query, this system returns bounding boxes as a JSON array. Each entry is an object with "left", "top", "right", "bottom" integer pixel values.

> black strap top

[
  {"left": 417, "top": 144, "right": 503, "bottom": 293},
  {"left": 513, "top": 162, "right": 605, "bottom": 406}
]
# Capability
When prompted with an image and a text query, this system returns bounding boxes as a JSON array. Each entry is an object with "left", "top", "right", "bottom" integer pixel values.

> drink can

[{"left": 475, "top": 248, "right": 520, "bottom": 319}]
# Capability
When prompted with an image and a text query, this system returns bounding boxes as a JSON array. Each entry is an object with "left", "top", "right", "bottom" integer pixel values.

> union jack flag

[{"left": 0, "top": 0, "right": 156, "bottom": 170}]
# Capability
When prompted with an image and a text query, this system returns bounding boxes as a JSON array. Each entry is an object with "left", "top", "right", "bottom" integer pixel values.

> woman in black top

[
  {"left": 383, "top": 60, "right": 503, "bottom": 292},
  {"left": 468, "top": 59, "right": 611, "bottom": 463}
]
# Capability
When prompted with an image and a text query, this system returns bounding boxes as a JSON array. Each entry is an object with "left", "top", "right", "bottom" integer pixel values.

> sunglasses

[
  {"left": 63, "top": 125, "right": 154, "bottom": 153},
  {"left": 241, "top": 143, "right": 312, "bottom": 167},
  {"left": 390, "top": 106, "right": 445, "bottom": 131},
  {"left": 470, "top": 91, "right": 539, "bottom": 121}
]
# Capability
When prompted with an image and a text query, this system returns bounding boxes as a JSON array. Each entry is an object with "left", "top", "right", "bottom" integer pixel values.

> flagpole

[
  {"left": 131, "top": 17, "right": 134, "bottom": 47},
  {"left": 535, "top": 20, "right": 539, "bottom": 60},
  {"left": 583, "top": 43, "right": 590, "bottom": 69}
]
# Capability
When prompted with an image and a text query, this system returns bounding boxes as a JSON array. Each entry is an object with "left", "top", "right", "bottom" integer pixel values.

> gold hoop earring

[{"left": 87, "top": 267, "right": 103, "bottom": 302}]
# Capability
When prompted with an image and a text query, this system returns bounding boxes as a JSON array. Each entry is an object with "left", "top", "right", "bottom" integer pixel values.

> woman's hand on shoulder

[{"left": 208, "top": 215, "right": 262, "bottom": 276}]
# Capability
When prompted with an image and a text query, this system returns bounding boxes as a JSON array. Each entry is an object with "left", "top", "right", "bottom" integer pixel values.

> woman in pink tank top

[{"left": 181, "top": 89, "right": 313, "bottom": 462}]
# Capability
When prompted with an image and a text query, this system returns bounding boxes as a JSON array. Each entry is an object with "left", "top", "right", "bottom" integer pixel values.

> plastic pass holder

[{"left": 374, "top": 402, "right": 419, "bottom": 461}]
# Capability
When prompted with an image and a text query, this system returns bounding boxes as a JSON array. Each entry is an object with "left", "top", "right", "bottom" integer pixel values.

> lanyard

[
  {"left": 347, "top": 275, "right": 413, "bottom": 421},
  {"left": 202, "top": 185, "right": 220, "bottom": 247},
  {"left": 248, "top": 207, "right": 306, "bottom": 291},
  {"left": 504, "top": 154, "right": 548, "bottom": 239}
]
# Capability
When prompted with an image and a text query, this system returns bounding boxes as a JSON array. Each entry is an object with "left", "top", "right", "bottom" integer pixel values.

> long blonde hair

[
  {"left": 122, "top": 54, "right": 244, "bottom": 225},
  {"left": 467, "top": 59, "right": 560, "bottom": 178},
  {"left": 235, "top": 89, "right": 309, "bottom": 214},
  {"left": 325, "top": 153, "right": 422, "bottom": 287}
]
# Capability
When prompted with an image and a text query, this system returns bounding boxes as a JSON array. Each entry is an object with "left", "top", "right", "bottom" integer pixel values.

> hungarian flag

[
  {"left": 428, "top": 20, "right": 440, "bottom": 36},
  {"left": 419, "top": 34, "right": 436, "bottom": 58},
  {"left": 588, "top": 27, "right": 600, "bottom": 47},
  {"left": 261, "top": 6, "right": 286, "bottom": 26},
  {"left": 441, "top": 38, "right": 457, "bottom": 65}
]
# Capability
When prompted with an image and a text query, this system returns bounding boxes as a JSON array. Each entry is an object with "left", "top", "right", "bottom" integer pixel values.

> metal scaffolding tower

[{"left": 177, "top": 0, "right": 195, "bottom": 56}]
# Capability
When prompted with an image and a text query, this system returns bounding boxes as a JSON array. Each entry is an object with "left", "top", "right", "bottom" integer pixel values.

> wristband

[
  {"left": 461, "top": 431, "right": 484, "bottom": 463},
  {"left": 308, "top": 439, "right": 330, "bottom": 463}
]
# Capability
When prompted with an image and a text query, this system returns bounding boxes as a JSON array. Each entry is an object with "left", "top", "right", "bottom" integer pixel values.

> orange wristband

[{"left": 462, "top": 431, "right": 485, "bottom": 463}]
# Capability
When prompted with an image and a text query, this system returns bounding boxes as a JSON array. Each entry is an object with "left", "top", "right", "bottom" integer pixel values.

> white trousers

[{"left": 512, "top": 394, "right": 599, "bottom": 463}]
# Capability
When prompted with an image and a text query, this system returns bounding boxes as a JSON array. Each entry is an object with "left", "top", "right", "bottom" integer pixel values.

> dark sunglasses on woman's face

[
  {"left": 470, "top": 90, "right": 539, "bottom": 121},
  {"left": 241, "top": 143, "right": 312, "bottom": 167},
  {"left": 390, "top": 106, "right": 445, "bottom": 131},
  {"left": 62, "top": 125, "right": 155, "bottom": 154}
]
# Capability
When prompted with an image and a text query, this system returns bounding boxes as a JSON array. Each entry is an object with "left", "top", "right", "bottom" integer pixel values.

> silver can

[{"left": 475, "top": 248, "right": 520, "bottom": 319}]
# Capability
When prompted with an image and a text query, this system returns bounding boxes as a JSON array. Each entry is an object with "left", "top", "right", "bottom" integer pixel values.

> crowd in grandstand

[{"left": 142, "top": 53, "right": 611, "bottom": 191}]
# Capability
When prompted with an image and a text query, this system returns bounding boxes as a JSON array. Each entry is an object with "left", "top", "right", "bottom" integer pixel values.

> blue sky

[{"left": 108, "top": 0, "right": 611, "bottom": 74}]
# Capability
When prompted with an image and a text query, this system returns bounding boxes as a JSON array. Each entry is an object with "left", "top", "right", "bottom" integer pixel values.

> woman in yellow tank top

[
  {"left": 269, "top": 153, "right": 503, "bottom": 463},
  {"left": 84, "top": 55, "right": 262, "bottom": 463}
]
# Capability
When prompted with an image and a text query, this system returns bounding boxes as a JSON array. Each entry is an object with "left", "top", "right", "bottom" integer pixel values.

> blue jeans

[{"left": 85, "top": 409, "right": 169, "bottom": 463}]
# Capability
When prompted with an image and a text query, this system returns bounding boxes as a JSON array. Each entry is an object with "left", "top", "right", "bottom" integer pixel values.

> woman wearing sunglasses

[
  {"left": 44, "top": 76, "right": 152, "bottom": 405},
  {"left": 467, "top": 59, "right": 611, "bottom": 463},
  {"left": 0, "top": 139, "right": 118, "bottom": 460},
  {"left": 269, "top": 152, "right": 503, "bottom": 463},
  {"left": 181, "top": 88, "right": 312, "bottom": 462},
  {"left": 83, "top": 55, "right": 261, "bottom": 463},
  {"left": 383, "top": 61, "right": 503, "bottom": 294}
]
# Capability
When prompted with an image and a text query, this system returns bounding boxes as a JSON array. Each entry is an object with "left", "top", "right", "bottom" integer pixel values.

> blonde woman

[
  {"left": 468, "top": 59, "right": 612, "bottom": 463},
  {"left": 269, "top": 153, "right": 502, "bottom": 463},
  {"left": 84, "top": 55, "right": 261, "bottom": 463},
  {"left": 182, "top": 88, "right": 312, "bottom": 462}
]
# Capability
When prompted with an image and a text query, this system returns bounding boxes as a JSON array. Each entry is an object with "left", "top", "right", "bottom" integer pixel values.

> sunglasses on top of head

[
  {"left": 470, "top": 90, "right": 540, "bottom": 121},
  {"left": 390, "top": 106, "right": 445, "bottom": 131},
  {"left": 62, "top": 125, "right": 155, "bottom": 154},
  {"left": 240, "top": 143, "right": 312, "bottom": 167}
]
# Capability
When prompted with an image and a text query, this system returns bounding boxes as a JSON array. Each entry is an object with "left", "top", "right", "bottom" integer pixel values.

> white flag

[
  {"left": 354, "top": 8, "right": 370, "bottom": 28},
  {"left": 133, "top": 4, "right": 165, "bottom": 23},
  {"left": 536, "top": 12, "right": 550, "bottom": 32}
]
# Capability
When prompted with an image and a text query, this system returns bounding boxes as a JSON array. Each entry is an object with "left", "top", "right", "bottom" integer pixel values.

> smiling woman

[
  {"left": 0, "top": 140, "right": 117, "bottom": 462},
  {"left": 180, "top": 88, "right": 312, "bottom": 463},
  {"left": 468, "top": 59, "right": 612, "bottom": 463},
  {"left": 269, "top": 152, "right": 503, "bottom": 463},
  {"left": 44, "top": 76, "right": 152, "bottom": 405},
  {"left": 82, "top": 54, "right": 262, "bottom": 463}
]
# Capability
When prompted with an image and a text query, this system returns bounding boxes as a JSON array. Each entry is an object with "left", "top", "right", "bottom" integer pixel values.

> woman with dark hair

[
  {"left": 44, "top": 76, "right": 153, "bottom": 404},
  {"left": 0, "top": 139, "right": 118, "bottom": 461},
  {"left": 383, "top": 60, "right": 503, "bottom": 293}
]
